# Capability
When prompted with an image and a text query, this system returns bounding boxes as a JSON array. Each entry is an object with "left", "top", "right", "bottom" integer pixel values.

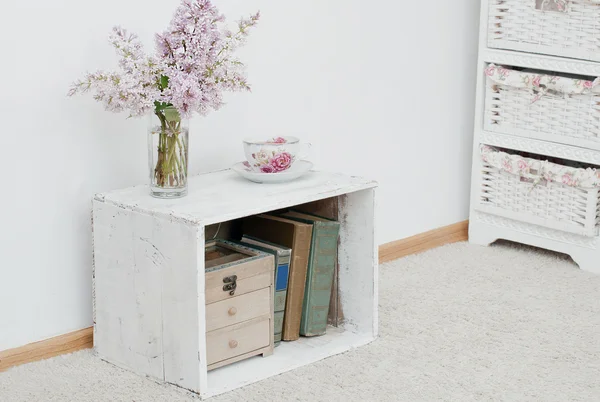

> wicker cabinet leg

[
  {"left": 570, "top": 250, "right": 600, "bottom": 275},
  {"left": 468, "top": 219, "right": 497, "bottom": 247}
]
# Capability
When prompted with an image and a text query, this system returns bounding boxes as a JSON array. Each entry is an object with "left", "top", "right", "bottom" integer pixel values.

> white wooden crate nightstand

[{"left": 92, "top": 169, "right": 378, "bottom": 399}]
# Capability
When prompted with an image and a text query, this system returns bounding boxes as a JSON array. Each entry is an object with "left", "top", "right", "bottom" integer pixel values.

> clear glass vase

[{"left": 147, "top": 107, "right": 189, "bottom": 198}]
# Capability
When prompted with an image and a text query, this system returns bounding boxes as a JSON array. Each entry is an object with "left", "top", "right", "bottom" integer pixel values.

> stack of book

[{"left": 240, "top": 211, "right": 340, "bottom": 341}]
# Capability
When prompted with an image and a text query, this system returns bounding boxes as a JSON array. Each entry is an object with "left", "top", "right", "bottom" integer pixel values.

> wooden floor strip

[
  {"left": 0, "top": 327, "right": 93, "bottom": 372},
  {"left": 379, "top": 220, "right": 469, "bottom": 264}
]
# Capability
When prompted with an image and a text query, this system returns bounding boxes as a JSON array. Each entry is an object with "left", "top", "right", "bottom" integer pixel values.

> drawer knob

[
  {"left": 229, "top": 340, "right": 238, "bottom": 349},
  {"left": 228, "top": 307, "right": 237, "bottom": 316}
]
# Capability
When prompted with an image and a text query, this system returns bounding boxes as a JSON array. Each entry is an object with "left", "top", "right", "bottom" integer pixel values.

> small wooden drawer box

[{"left": 204, "top": 240, "right": 275, "bottom": 370}]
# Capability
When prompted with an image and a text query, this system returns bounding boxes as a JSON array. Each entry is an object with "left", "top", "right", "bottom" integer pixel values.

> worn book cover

[
  {"left": 242, "top": 215, "right": 313, "bottom": 341},
  {"left": 280, "top": 211, "right": 340, "bottom": 337},
  {"left": 239, "top": 235, "right": 291, "bottom": 345}
]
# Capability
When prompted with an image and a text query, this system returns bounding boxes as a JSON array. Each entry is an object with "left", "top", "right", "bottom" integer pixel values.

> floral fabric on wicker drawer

[
  {"left": 536, "top": 0, "right": 568, "bottom": 12},
  {"left": 535, "top": 0, "right": 600, "bottom": 12},
  {"left": 485, "top": 64, "right": 600, "bottom": 101},
  {"left": 480, "top": 145, "right": 600, "bottom": 189},
  {"left": 483, "top": 64, "right": 600, "bottom": 144}
]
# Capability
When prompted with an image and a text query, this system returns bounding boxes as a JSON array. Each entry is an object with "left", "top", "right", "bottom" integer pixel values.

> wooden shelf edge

[
  {"left": 378, "top": 220, "right": 469, "bottom": 264},
  {"left": 0, "top": 327, "right": 93, "bottom": 372}
]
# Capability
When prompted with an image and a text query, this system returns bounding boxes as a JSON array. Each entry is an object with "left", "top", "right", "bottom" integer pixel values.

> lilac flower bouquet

[{"left": 69, "top": 0, "right": 259, "bottom": 198}]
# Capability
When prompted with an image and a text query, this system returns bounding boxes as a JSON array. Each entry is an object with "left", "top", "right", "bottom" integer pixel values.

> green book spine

[{"left": 299, "top": 221, "right": 340, "bottom": 336}]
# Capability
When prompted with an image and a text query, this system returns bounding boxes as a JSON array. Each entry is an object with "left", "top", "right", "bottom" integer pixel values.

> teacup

[{"left": 243, "top": 136, "right": 311, "bottom": 173}]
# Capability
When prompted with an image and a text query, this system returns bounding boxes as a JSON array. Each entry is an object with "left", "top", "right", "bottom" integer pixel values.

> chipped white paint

[
  {"left": 93, "top": 202, "right": 202, "bottom": 391},
  {"left": 93, "top": 169, "right": 378, "bottom": 398},
  {"left": 96, "top": 170, "right": 377, "bottom": 227},
  {"left": 338, "top": 189, "right": 378, "bottom": 336}
]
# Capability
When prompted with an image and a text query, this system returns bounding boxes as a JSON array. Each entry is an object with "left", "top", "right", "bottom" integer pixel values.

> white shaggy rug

[{"left": 2, "top": 241, "right": 600, "bottom": 401}]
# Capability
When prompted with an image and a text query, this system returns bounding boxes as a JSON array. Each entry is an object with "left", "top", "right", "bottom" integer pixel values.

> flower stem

[{"left": 153, "top": 111, "right": 187, "bottom": 189}]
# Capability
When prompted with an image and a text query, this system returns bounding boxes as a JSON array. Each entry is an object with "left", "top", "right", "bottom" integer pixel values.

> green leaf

[
  {"left": 164, "top": 107, "right": 181, "bottom": 122},
  {"left": 154, "top": 101, "right": 171, "bottom": 113},
  {"left": 160, "top": 75, "right": 169, "bottom": 90}
]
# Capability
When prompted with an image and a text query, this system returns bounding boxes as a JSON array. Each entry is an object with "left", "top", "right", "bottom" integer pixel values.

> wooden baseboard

[
  {"left": 379, "top": 220, "right": 469, "bottom": 264},
  {"left": 0, "top": 327, "right": 93, "bottom": 372},
  {"left": 0, "top": 221, "right": 468, "bottom": 372}
]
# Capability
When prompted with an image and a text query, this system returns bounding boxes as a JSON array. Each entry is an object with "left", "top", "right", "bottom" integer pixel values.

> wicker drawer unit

[
  {"left": 488, "top": 0, "right": 600, "bottom": 62},
  {"left": 477, "top": 146, "right": 600, "bottom": 237},
  {"left": 470, "top": 1, "right": 600, "bottom": 275},
  {"left": 484, "top": 64, "right": 600, "bottom": 148},
  {"left": 204, "top": 240, "right": 274, "bottom": 371}
]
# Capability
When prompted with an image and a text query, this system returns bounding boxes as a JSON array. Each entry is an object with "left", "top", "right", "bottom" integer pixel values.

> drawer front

[
  {"left": 478, "top": 147, "right": 600, "bottom": 238},
  {"left": 487, "top": 0, "right": 600, "bottom": 63},
  {"left": 206, "top": 270, "right": 271, "bottom": 305},
  {"left": 483, "top": 64, "right": 600, "bottom": 150},
  {"left": 206, "top": 287, "right": 271, "bottom": 332},
  {"left": 206, "top": 317, "right": 270, "bottom": 366},
  {"left": 206, "top": 259, "right": 273, "bottom": 305}
]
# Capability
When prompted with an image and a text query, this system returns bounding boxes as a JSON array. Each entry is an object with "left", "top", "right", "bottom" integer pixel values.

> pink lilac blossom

[
  {"left": 68, "top": 0, "right": 259, "bottom": 118},
  {"left": 68, "top": 27, "right": 160, "bottom": 116}
]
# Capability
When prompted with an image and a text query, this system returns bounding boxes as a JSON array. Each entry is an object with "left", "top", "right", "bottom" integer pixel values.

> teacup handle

[{"left": 298, "top": 143, "right": 312, "bottom": 161}]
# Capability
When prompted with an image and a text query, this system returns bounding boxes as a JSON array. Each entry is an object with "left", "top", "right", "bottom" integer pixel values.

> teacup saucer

[{"left": 232, "top": 160, "right": 314, "bottom": 183}]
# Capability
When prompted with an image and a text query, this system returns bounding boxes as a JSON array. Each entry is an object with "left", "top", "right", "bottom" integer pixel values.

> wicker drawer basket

[
  {"left": 478, "top": 146, "right": 600, "bottom": 237},
  {"left": 484, "top": 64, "right": 600, "bottom": 147},
  {"left": 488, "top": 0, "right": 600, "bottom": 62}
]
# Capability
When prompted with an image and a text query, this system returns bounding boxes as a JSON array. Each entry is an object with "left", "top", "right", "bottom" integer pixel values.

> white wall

[{"left": 0, "top": 0, "right": 479, "bottom": 351}]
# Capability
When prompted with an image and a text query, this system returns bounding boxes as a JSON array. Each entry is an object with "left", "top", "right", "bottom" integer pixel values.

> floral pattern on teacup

[
  {"left": 266, "top": 137, "right": 287, "bottom": 144},
  {"left": 250, "top": 149, "right": 295, "bottom": 173}
]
